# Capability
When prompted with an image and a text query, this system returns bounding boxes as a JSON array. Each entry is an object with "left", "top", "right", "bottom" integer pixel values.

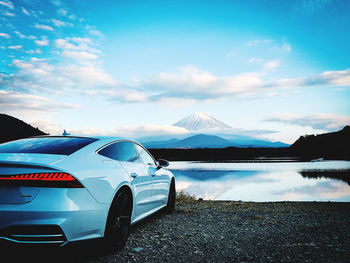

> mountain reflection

[
  {"left": 170, "top": 169, "right": 261, "bottom": 181},
  {"left": 169, "top": 161, "right": 350, "bottom": 201}
]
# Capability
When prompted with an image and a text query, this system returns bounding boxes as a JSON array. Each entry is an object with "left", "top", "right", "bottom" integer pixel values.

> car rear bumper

[{"left": 0, "top": 188, "right": 109, "bottom": 246}]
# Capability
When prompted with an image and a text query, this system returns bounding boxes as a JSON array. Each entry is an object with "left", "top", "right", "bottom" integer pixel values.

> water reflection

[
  {"left": 169, "top": 161, "right": 350, "bottom": 202},
  {"left": 299, "top": 170, "right": 350, "bottom": 186}
]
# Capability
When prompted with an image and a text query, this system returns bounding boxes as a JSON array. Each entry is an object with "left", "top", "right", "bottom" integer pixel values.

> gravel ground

[{"left": 4, "top": 200, "right": 350, "bottom": 263}]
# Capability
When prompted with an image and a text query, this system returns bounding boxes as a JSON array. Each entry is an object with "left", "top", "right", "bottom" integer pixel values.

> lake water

[{"left": 168, "top": 161, "right": 350, "bottom": 202}]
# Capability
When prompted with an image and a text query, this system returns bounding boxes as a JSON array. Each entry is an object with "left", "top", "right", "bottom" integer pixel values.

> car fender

[{"left": 106, "top": 181, "right": 136, "bottom": 223}]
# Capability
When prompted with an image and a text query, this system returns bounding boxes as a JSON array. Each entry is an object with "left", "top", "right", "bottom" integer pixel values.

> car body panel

[
  {"left": 120, "top": 161, "right": 153, "bottom": 219},
  {"left": 0, "top": 136, "right": 175, "bottom": 246},
  {"left": 0, "top": 188, "right": 109, "bottom": 242},
  {"left": 151, "top": 167, "right": 173, "bottom": 208}
]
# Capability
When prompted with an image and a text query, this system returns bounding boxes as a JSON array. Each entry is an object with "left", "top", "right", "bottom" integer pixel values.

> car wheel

[
  {"left": 104, "top": 189, "right": 132, "bottom": 251},
  {"left": 165, "top": 179, "right": 176, "bottom": 213}
]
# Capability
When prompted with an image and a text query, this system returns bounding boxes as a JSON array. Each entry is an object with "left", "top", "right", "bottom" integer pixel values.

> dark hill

[
  {"left": 0, "top": 114, "right": 47, "bottom": 143},
  {"left": 291, "top": 126, "right": 350, "bottom": 160}
]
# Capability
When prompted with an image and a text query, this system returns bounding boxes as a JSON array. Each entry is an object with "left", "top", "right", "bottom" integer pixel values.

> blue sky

[{"left": 0, "top": 0, "right": 349, "bottom": 143}]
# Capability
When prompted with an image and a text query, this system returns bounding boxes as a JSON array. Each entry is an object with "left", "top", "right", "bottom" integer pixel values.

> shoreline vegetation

[
  {"left": 148, "top": 147, "right": 350, "bottom": 162},
  {"left": 149, "top": 147, "right": 304, "bottom": 162}
]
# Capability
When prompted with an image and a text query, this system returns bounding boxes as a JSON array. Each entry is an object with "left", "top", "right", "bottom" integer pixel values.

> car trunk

[{"left": 0, "top": 153, "right": 67, "bottom": 204}]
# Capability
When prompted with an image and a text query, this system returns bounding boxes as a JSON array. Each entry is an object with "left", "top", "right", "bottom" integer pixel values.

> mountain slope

[
  {"left": 143, "top": 133, "right": 289, "bottom": 148},
  {"left": 167, "top": 134, "right": 233, "bottom": 148},
  {"left": 174, "top": 112, "right": 231, "bottom": 130},
  {"left": 0, "top": 114, "right": 47, "bottom": 143}
]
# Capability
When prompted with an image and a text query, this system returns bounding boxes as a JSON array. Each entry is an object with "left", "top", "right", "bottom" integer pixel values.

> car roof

[{"left": 31, "top": 135, "right": 138, "bottom": 144}]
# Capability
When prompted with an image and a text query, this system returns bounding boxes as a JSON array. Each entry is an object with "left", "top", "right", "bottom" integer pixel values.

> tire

[
  {"left": 165, "top": 179, "right": 176, "bottom": 213},
  {"left": 103, "top": 189, "right": 132, "bottom": 251}
]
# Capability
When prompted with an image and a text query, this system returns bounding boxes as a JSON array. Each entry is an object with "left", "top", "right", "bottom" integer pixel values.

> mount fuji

[
  {"left": 173, "top": 112, "right": 231, "bottom": 130},
  {"left": 140, "top": 112, "right": 289, "bottom": 149}
]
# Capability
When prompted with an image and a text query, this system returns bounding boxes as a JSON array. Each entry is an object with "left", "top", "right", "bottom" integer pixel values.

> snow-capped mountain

[
  {"left": 140, "top": 112, "right": 289, "bottom": 148},
  {"left": 173, "top": 112, "right": 231, "bottom": 130}
]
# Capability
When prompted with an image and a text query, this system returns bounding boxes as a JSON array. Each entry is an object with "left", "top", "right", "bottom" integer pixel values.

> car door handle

[{"left": 130, "top": 173, "right": 138, "bottom": 178}]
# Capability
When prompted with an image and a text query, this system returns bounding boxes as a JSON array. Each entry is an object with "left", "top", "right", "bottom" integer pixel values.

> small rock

[{"left": 133, "top": 247, "right": 143, "bottom": 252}]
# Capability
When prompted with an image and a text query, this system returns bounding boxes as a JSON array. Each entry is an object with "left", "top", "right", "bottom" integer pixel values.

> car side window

[
  {"left": 134, "top": 144, "right": 156, "bottom": 166},
  {"left": 115, "top": 141, "right": 140, "bottom": 163},
  {"left": 98, "top": 143, "right": 118, "bottom": 160}
]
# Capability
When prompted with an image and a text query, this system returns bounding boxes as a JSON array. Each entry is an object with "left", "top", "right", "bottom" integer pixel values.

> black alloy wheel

[{"left": 104, "top": 189, "right": 132, "bottom": 251}]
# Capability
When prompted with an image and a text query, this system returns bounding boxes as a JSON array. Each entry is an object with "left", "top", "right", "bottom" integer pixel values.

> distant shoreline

[
  {"left": 168, "top": 158, "right": 304, "bottom": 163},
  {"left": 148, "top": 147, "right": 350, "bottom": 162}
]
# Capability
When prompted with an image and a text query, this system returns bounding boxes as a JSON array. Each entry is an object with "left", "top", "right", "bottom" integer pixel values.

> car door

[
  {"left": 134, "top": 144, "right": 169, "bottom": 209},
  {"left": 115, "top": 141, "right": 153, "bottom": 219}
]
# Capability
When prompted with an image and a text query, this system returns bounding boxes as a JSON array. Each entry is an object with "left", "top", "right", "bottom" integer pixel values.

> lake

[{"left": 168, "top": 161, "right": 350, "bottom": 202}]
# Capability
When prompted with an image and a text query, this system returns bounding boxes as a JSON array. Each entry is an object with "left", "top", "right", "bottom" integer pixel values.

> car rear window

[{"left": 0, "top": 137, "right": 98, "bottom": 155}]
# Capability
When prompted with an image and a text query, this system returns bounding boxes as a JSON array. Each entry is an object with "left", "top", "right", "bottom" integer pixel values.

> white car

[{"left": 0, "top": 136, "right": 175, "bottom": 249}]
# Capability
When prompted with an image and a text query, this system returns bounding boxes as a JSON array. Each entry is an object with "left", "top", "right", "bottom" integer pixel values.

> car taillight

[{"left": 0, "top": 172, "right": 84, "bottom": 188}]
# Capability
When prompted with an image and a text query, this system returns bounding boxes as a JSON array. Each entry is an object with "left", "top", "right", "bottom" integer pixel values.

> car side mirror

[{"left": 157, "top": 159, "right": 169, "bottom": 169}]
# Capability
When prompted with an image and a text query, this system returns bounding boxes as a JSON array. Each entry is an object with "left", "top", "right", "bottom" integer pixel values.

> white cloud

[
  {"left": 21, "top": 7, "right": 30, "bottom": 15},
  {"left": 12, "top": 58, "right": 54, "bottom": 77},
  {"left": 51, "top": 0, "right": 61, "bottom": 6},
  {"left": 85, "top": 25, "right": 104, "bottom": 38},
  {"left": 55, "top": 37, "right": 103, "bottom": 67},
  {"left": 148, "top": 65, "right": 263, "bottom": 100},
  {"left": 247, "top": 39, "right": 292, "bottom": 53},
  {"left": 6, "top": 57, "right": 116, "bottom": 93},
  {"left": 34, "top": 23, "right": 54, "bottom": 31},
  {"left": 0, "top": 90, "right": 80, "bottom": 113},
  {"left": 57, "top": 8, "right": 67, "bottom": 16},
  {"left": 59, "top": 64, "right": 117, "bottom": 87},
  {"left": 85, "top": 88, "right": 148, "bottom": 103},
  {"left": 104, "top": 66, "right": 350, "bottom": 104},
  {"left": 8, "top": 45, "right": 22, "bottom": 50},
  {"left": 89, "top": 28, "right": 104, "bottom": 37},
  {"left": 246, "top": 39, "right": 272, "bottom": 46},
  {"left": 266, "top": 114, "right": 350, "bottom": 131},
  {"left": 68, "top": 14, "right": 76, "bottom": 20},
  {"left": 247, "top": 57, "right": 263, "bottom": 63},
  {"left": 61, "top": 50, "right": 98, "bottom": 61},
  {"left": 156, "top": 97, "right": 199, "bottom": 107},
  {"left": 29, "top": 118, "right": 64, "bottom": 135},
  {"left": 282, "top": 43, "right": 292, "bottom": 52},
  {"left": 25, "top": 49, "right": 42, "bottom": 54},
  {"left": 114, "top": 124, "right": 189, "bottom": 138},
  {"left": 263, "top": 60, "right": 281, "bottom": 70},
  {"left": 4, "top": 11, "right": 14, "bottom": 16},
  {"left": 0, "top": 33, "right": 10, "bottom": 38},
  {"left": 0, "top": 0, "right": 13, "bottom": 9},
  {"left": 14, "top": 31, "right": 36, "bottom": 40},
  {"left": 51, "top": 18, "right": 72, "bottom": 27},
  {"left": 55, "top": 37, "right": 100, "bottom": 54},
  {"left": 14, "top": 31, "right": 25, "bottom": 38},
  {"left": 35, "top": 36, "right": 49, "bottom": 46},
  {"left": 320, "top": 69, "right": 350, "bottom": 86}
]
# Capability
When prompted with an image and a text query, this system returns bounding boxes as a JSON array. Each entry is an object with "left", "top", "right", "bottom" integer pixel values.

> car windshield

[{"left": 0, "top": 137, "right": 98, "bottom": 155}]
